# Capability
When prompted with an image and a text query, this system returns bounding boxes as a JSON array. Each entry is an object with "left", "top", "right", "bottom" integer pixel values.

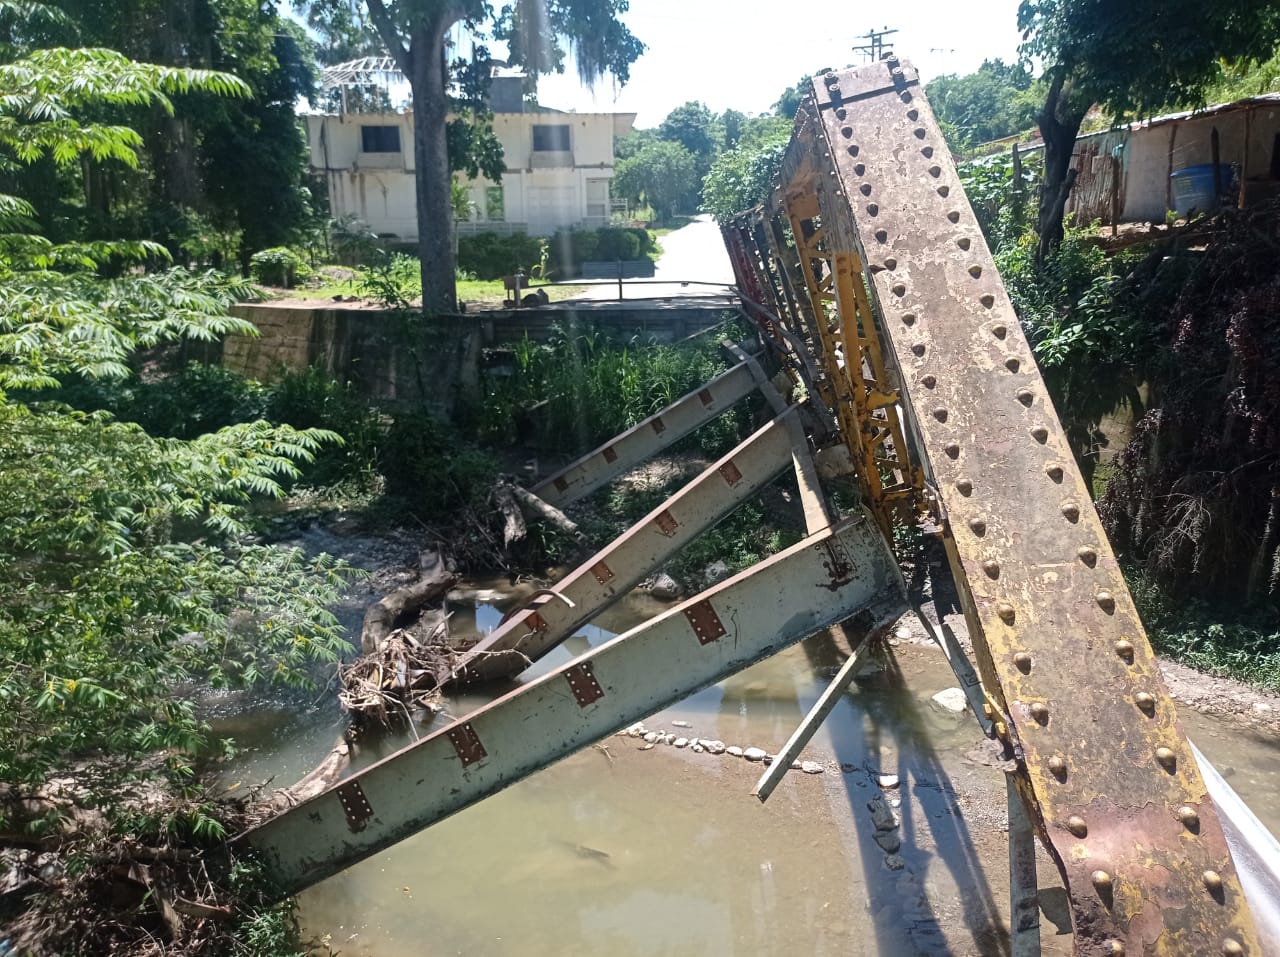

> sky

[{"left": 514, "top": 0, "right": 1027, "bottom": 126}]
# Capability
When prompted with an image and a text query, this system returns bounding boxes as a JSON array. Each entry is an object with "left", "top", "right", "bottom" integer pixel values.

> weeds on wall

[{"left": 470, "top": 319, "right": 752, "bottom": 457}]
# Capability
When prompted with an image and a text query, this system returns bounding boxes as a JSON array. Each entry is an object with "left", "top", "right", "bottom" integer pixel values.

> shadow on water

[{"left": 809, "top": 620, "right": 1008, "bottom": 957}]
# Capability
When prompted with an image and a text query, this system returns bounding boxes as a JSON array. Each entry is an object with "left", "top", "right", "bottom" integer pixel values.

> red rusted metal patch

[
  {"left": 684, "top": 600, "right": 726, "bottom": 645},
  {"left": 602, "top": 446, "right": 618, "bottom": 464},
  {"left": 523, "top": 611, "right": 548, "bottom": 634},
  {"left": 654, "top": 510, "right": 680, "bottom": 537},
  {"left": 335, "top": 780, "right": 373, "bottom": 832},
  {"left": 651, "top": 416, "right": 666, "bottom": 435},
  {"left": 565, "top": 661, "right": 605, "bottom": 707},
  {"left": 553, "top": 476, "right": 569, "bottom": 493},
  {"left": 718, "top": 460, "right": 744, "bottom": 486},
  {"left": 590, "top": 561, "right": 614, "bottom": 585},
  {"left": 446, "top": 722, "right": 487, "bottom": 767},
  {"left": 698, "top": 388, "right": 714, "bottom": 406}
]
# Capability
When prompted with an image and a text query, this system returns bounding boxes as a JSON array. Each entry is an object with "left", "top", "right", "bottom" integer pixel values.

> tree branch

[{"left": 365, "top": 0, "right": 412, "bottom": 75}]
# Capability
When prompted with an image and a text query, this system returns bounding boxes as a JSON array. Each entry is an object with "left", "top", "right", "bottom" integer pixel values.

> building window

[
  {"left": 360, "top": 125, "right": 401, "bottom": 153},
  {"left": 486, "top": 186, "right": 505, "bottom": 221},
  {"left": 532, "top": 124, "right": 571, "bottom": 152}
]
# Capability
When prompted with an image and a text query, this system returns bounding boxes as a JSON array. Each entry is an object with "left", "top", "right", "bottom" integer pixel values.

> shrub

[
  {"left": 249, "top": 246, "right": 311, "bottom": 287},
  {"left": 457, "top": 231, "right": 547, "bottom": 280}
]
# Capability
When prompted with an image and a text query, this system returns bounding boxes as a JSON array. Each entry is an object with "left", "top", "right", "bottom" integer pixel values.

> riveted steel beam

[
  {"left": 454, "top": 409, "right": 802, "bottom": 683},
  {"left": 532, "top": 358, "right": 760, "bottom": 507},
  {"left": 785, "top": 58, "right": 1260, "bottom": 955},
  {"left": 240, "top": 517, "right": 905, "bottom": 897}
]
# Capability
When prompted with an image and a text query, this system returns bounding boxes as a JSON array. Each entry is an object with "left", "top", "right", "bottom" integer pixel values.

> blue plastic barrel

[{"left": 1170, "top": 163, "right": 1235, "bottom": 216}]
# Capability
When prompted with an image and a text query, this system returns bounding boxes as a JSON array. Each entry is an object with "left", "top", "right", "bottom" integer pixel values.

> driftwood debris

[
  {"left": 491, "top": 477, "right": 587, "bottom": 552},
  {"left": 360, "top": 549, "right": 456, "bottom": 655},
  {"left": 492, "top": 482, "right": 527, "bottom": 548}
]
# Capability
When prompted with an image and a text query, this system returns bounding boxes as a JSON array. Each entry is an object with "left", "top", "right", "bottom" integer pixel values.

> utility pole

[{"left": 852, "top": 27, "right": 899, "bottom": 63}]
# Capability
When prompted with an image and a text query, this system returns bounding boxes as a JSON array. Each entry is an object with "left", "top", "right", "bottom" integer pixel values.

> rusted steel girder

[{"left": 761, "top": 60, "right": 1260, "bottom": 955}]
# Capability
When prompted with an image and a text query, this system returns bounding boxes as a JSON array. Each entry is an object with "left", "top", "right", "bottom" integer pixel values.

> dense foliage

[{"left": 925, "top": 59, "right": 1040, "bottom": 150}]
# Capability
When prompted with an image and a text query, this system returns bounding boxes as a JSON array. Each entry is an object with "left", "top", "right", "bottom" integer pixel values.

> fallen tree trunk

[
  {"left": 360, "top": 549, "right": 456, "bottom": 654},
  {"left": 492, "top": 482, "right": 526, "bottom": 548},
  {"left": 508, "top": 482, "right": 586, "bottom": 546}
]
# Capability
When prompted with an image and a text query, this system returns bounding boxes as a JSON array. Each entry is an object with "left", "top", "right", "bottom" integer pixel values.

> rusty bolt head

[
  {"left": 955, "top": 478, "right": 973, "bottom": 495},
  {"left": 841, "top": 125, "right": 853, "bottom": 138},
  {"left": 1061, "top": 503, "right": 1081, "bottom": 523},
  {"left": 1135, "top": 692, "right": 1156, "bottom": 714},
  {"left": 1203, "top": 870, "right": 1224, "bottom": 894},
  {"left": 913, "top": 127, "right": 926, "bottom": 139},
  {"left": 901, "top": 312, "right": 916, "bottom": 326},
  {"left": 1048, "top": 754, "right": 1067, "bottom": 780},
  {"left": 1096, "top": 591, "right": 1116, "bottom": 613},
  {"left": 929, "top": 165, "right": 942, "bottom": 178},
  {"left": 912, "top": 342, "right": 926, "bottom": 357},
  {"left": 921, "top": 145, "right": 934, "bottom": 158},
  {"left": 969, "top": 517, "right": 986, "bottom": 535},
  {"left": 860, "top": 183, "right": 873, "bottom": 196},
  {"left": 921, "top": 374, "right": 937, "bottom": 388},
  {"left": 1223, "top": 939, "right": 1244, "bottom": 956},
  {"left": 1114, "top": 638, "right": 1135, "bottom": 660},
  {"left": 874, "top": 227, "right": 887, "bottom": 242},
  {"left": 847, "top": 144, "right": 859, "bottom": 157},
  {"left": 991, "top": 323, "right": 1008, "bottom": 339},
  {"left": 1178, "top": 805, "right": 1200, "bottom": 830},
  {"left": 1155, "top": 746, "right": 1177, "bottom": 770},
  {"left": 1046, "top": 465, "right": 1065, "bottom": 482},
  {"left": 1092, "top": 870, "right": 1113, "bottom": 893},
  {"left": 1005, "top": 356, "right": 1021, "bottom": 372},
  {"left": 944, "top": 442, "right": 960, "bottom": 458},
  {"left": 891, "top": 282, "right": 907, "bottom": 297},
  {"left": 967, "top": 263, "right": 983, "bottom": 278},
  {"left": 1031, "top": 426, "right": 1049, "bottom": 443},
  {"left": 900, "top": 91, "right": 913, "bottom": 103},
  {"left": 1066, "top": 815, "right": 1088, "bottom": 837},
  {"left": 867, "top": 203, "right": 879, "bottom": 216},
  {"left": 1105, "top": 941, "right": 1125, "bottom": 956},
  {"left": 1014, "top": 651, "right": 1032, "bottom": 672},
  {"left": 1029, "top": 702, "right": 1050, "bottom": 724},
  {"left": 855, "top": 162, "right": 867, "bottom": 175},
  {"left": 934, "top": 407, "right": 948, "bottom": 422},
  {"left": 884, "top": 257, "right": 897, "bottom": 270},
  {"left": 948, "top": 211, "right": 961, "bottom": 223},
  {"left": 996, "top": 602, "right": 1016, "bottom": 624},
  {"left": 957, "top": 237, "right": 972, "bottom": 251},
  {"left": 937, "top": 184, "right": 950, "bottom": 197},
  {"left": 983, "top": 559, "right": 1000, "bottom": 579},
  {"left": 1017, "top": 389, "right": 1035, "bottom": 406},
  {"left": 1078, "top": 545, "right": 1098, "bottom": 566}
]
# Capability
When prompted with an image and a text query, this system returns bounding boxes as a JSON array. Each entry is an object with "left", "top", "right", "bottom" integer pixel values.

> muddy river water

[{"left": 221, "top": 572, "right": 1280, "bottom": 957}]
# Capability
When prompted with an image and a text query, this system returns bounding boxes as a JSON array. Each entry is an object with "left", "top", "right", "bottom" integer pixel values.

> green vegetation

[{"left": 926, "top": 59, "right": 1041, "bottom": 150}]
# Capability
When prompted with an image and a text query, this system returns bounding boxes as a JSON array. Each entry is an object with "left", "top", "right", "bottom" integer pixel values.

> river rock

[
  {"left": 868, "top": 796, "right": 899, "bottom": 831},
  {"left": 691, "top": 743, "right": 704, "bottom": 753},
  {"left": 802, "top": 761, "right": 824, "bottom": 774},
  {"left": 743, "top": 747, "right": 768, "bottom": 762},
  {"left": 674, "top": 737, "right": 689, "bottom": 748},
  {"left": 702, "top": 560, "right": 731, "bottom": 587},
  {"left": 874, "top": 829, "right": 902, "bottom": 854},
  {"left": 931, "top": 687, "right": 969, "bottom": 714},
  {"left": 663, "top": 734, "right": 676, "bottom": 745},
  {"left": 884, "top": 854, "right": 906, "bottom": 871},
  {"left": 643, "top": 732, "right": 659, "bottom": 743},
  {"left": 671, "top": 720, "right": 691, "bottom": 728},
  {"left": 648, "top": 573, "right": 683, "bottom": 600},
  {"left": 727, "top": 746, "right": 744, "bottom": 758},
  {"left": 704, "top": 740, "right": 727, "bottom": 754},
  {"left": 626, "top": 723, "right": 646, "bottom": 737},
  {"left": 878, "top": 773, "right": 900, "bottom": 789}
]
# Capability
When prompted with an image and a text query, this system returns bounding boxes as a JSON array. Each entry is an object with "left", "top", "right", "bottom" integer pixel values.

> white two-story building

[{"left": 305, "top": 68, "right": 635, "bottom": 239}]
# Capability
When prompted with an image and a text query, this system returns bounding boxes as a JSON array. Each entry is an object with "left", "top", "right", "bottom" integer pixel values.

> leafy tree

[
  {"left": 773, "top": 74, "right": 811, "bottom": 119},
  {"left": 357, "top": 0, "right": 644, "bottom": 314},
  {"left": 658, "top": 100, "right": 715, "bottom": 174},
  {"left": 926, "top": 58, "right": 1039, "bottom": 149},
  {"left": 1018, "top": 0, "right": 1280, "bottom": 260},
  {"left": 719, "top": 108, "right": 745, "bottom": 150},
  {"left": 700, "top": 114, "right": 792, "bottom": 219},
  {"left": 614, "top": 139, "right": 698, "bottom": 221},
  {"left": 0, "top": 25, "right": 350, "bottom": 805}
]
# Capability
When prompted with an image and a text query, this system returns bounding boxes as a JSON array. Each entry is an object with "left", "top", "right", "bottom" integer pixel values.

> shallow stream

[{"left": 219, "top": 562, "right": 1280, "bottom": 957}]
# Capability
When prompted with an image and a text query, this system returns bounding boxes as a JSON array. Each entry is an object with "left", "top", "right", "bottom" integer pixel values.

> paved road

[{"left": 566, "top": 214, "right": 736, "bottom": 302}]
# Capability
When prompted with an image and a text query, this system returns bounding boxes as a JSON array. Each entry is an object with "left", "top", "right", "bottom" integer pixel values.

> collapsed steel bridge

[{"left": 240, "top": 60, "right": 1276, "bottom": 955}]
